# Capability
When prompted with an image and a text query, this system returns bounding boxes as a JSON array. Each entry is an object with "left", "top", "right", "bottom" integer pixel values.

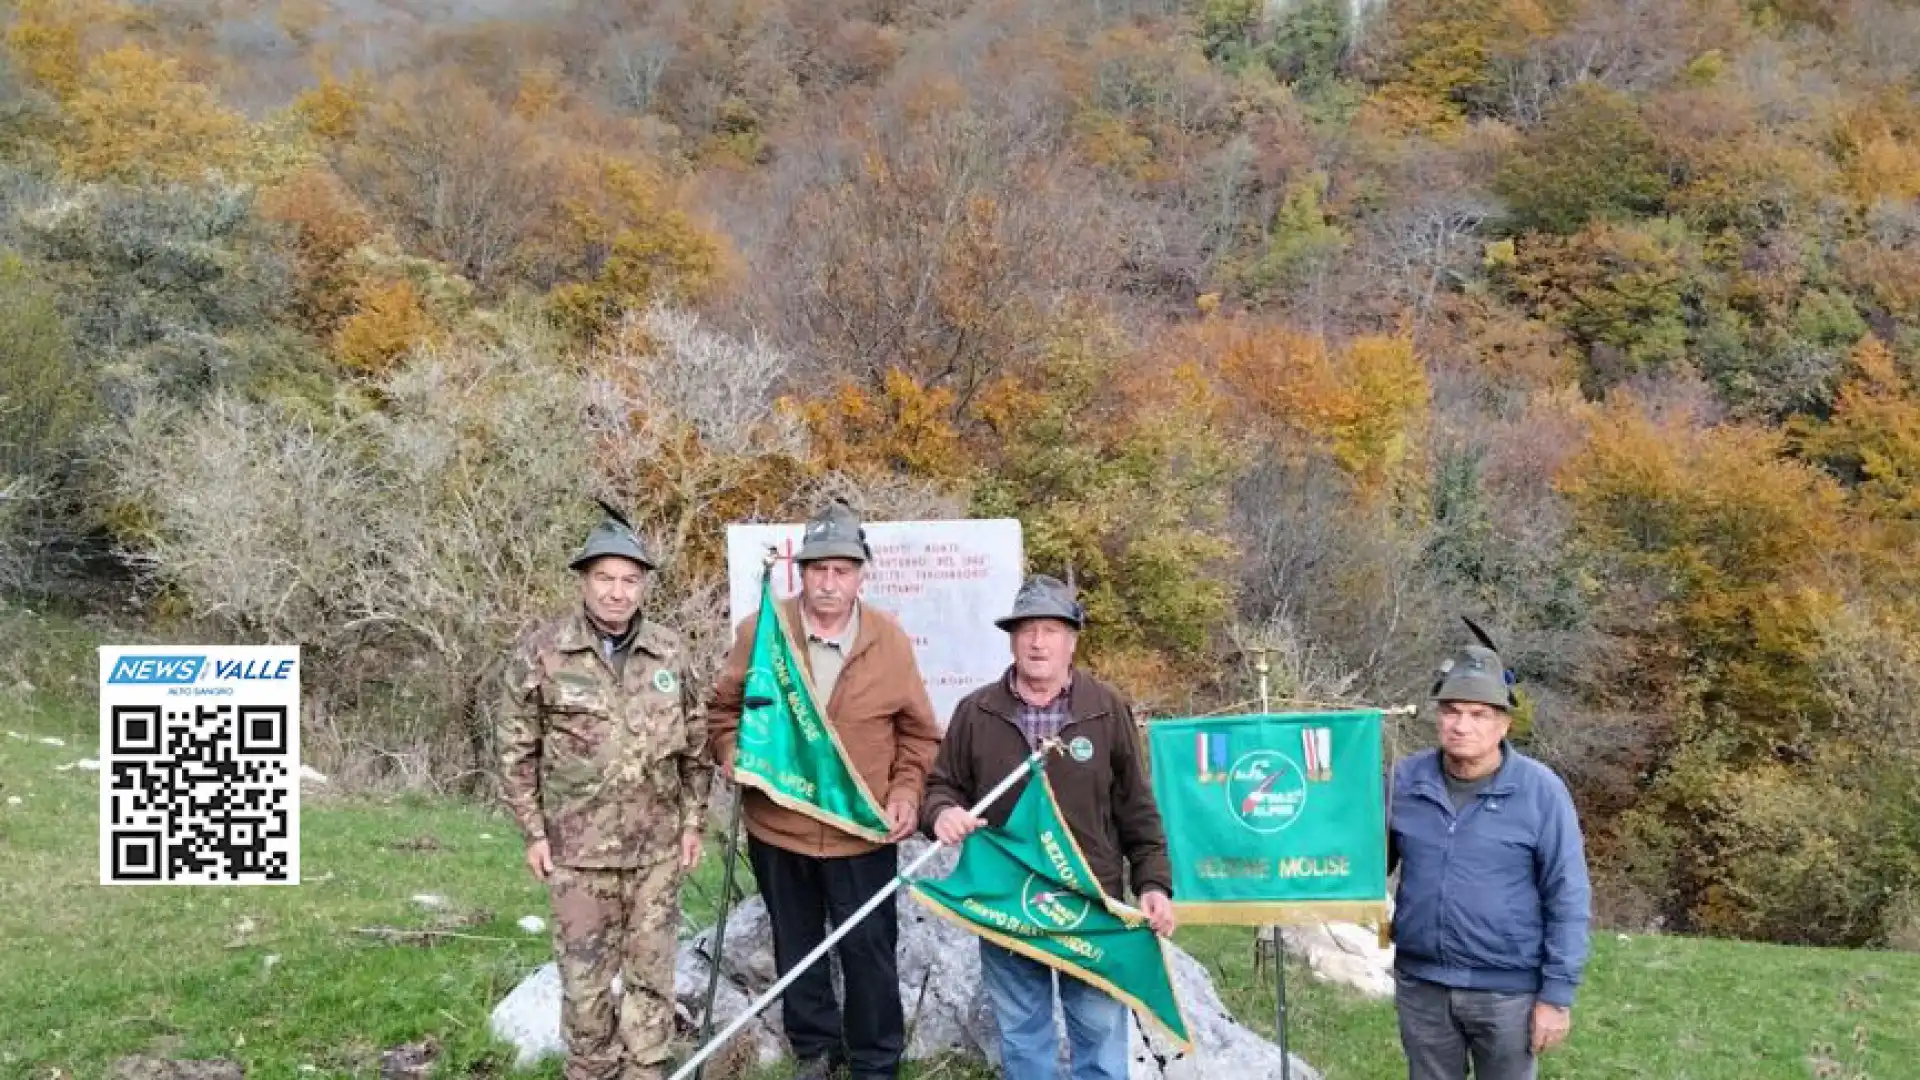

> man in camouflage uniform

[{"left": 498, "top": 504, "right": 714, "bottom": 1080}]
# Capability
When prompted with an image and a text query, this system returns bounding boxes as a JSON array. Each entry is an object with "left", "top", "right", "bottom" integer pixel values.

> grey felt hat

[
  {"left": 569, "top": 499, "right": 657, "bottom": 572},
  {"left": 994, "top": 574, "right": 1086, "bottom": 632},
  {"left": 1429, "top": 616, "right": 1517, "bottom": 710},
  {"left": 795, "top": 499, "right": 872, "bottom": 564}
]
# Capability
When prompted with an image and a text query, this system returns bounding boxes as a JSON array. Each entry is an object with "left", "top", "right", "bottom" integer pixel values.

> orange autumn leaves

[
  {"left": 1213, "top": 323, "right": 1432, "bottom": 506},
  {"left": 787, "top": 313, "right": 1434, "bottom": 697},
  {"left": 797, "top": 317, "right": 1435, "bottom": 513},
  {"left": 6, "top": 7, "right": 729, "bottom": 371},
  {"left": 1555, "top": 334, "right": 1920, "bottom": 750}
]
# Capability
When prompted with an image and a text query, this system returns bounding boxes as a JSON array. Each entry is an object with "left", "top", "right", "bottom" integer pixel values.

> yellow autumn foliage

[
  {"left": 59, "top": 44, "right": 247, "bottom": 182},
  {"left": 259, "top": 166, "right": 378, "bottom": 338},
  {"left": 790, "top": 369, "right": 972, "bottom": 483},
  {"left": 1793, "top": 336, "right": 1920, "bottom": 579},
  {"left": 1216, "top": 323, "right": 1431, "bottom": 505},
  {"left": 1832, "top": 93, "right": 1920, "bottom": 206},
  {"left": 5, "top": 0, "right": 122, "bottom": 100},
  {"left": 333, "top": 278, "right": 439, "bottom": 374},
  {"left": 511, "top": 62, "right": 568, "bottom": 120},
  {"left": 1558, "top": 397, "right": 1851, "bottom": 737},
  {"left": 547, "top": 155, "right": 730, "bottom": 342},
  {"left": 292, "top": 73, "right": 368, "bottom": 143}
]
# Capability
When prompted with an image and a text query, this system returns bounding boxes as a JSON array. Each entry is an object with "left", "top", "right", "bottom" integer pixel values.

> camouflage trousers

[{"left": 550, "top": 854, "right": 684, "bottom": 1080}]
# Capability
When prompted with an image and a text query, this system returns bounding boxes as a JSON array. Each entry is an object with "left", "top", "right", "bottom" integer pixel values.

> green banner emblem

[
  {"left": 907, "top": 763, "right": 1194, "bottom": 1051},
  {"left": 1148, "top": 711, "right": 1388, "bottom": 926},
  {"left": 734, "top": 567, "right": 890, "bottom": 843}
]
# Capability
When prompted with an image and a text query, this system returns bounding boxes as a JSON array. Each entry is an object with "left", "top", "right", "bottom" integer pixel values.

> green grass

[
  {"left": 2, "top": 687, "right": 561, "bottom": 1078},
  {"left": 2, "top": 608, "right": 1917, "bottom": 1079},
  {"left": 1184, "top": 925, "right": 1919, "bottom": 1080}
]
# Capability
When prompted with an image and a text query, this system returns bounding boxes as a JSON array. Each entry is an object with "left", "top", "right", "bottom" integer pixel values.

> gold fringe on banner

[{"left": 1171, "top": 900, "right": 1390, "bottom": 927}]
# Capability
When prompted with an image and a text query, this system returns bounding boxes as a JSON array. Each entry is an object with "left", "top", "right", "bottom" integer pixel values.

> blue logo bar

[{"left": 107, "top": 656, "right": 205, "bottom": 684}]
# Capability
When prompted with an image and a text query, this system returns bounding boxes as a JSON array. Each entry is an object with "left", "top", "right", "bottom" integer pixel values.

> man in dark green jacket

[{"left": 920, "top": 574, "right": 1174, "bottom": 1080}]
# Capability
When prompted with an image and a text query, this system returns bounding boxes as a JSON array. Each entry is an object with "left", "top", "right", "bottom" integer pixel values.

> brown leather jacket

[
  {"left": 920, "top": 667, "right": 1173, "bottom": 900},
  {"left": 707, "top": 597, "right": 941, "bottom": 858}
]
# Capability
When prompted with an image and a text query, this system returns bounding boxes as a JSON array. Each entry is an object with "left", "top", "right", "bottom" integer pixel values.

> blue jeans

[{"left": 978, "top": 940, "right": 1130, "bottom": 1080}]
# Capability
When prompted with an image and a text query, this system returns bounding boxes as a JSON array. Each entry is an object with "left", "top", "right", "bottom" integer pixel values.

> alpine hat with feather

[
  {"left": 569, "top": 498, "right": 657, "bottom": 572},
  {"left": 1430, "top": 615, "right": 1518, "bottom": 710},
  {"left": 794, "top": 498, "right": 873, "bottom": 564}
]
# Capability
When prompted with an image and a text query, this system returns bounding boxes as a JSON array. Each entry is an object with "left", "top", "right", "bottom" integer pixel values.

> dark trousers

[
  {"left": 1394, "top": 971, "right": 1537, "bottom": 1080},
  {"left": 747, "top": 836, "right": 905, "bottom": 1079}
]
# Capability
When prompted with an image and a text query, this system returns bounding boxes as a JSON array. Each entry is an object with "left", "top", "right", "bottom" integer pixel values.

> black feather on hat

[
  {"left": 1429, "top": 615, "right": 1518, "bottom": 710},
  {"left": 596, "top": 497, "right": 634, "bottom": 533}
]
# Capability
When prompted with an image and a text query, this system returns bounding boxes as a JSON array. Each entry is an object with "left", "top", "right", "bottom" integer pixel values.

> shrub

[
  {"left": 104, "top": 318, "right": 593, "bottom": 784},
  {"left": 103, "top": 305, "right": 823, "bottom": 787},
  {"left": 0, "top": 249, "right": 96, "bottom": 594},
  {"left": 1494, "top": 82, "right": 1669, "bottom": 235},
  {"left": 20, "top": 182, "right": 295, "bottom": 378},
  {"left": 1691, "top": 757, "right": 1914, "bottom": 946},
  {"left": 1620, "top": 744, "right": 1919, "bottom": 948}
]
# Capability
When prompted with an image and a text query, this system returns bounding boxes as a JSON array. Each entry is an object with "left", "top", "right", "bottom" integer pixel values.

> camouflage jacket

[{"left": 497, "top": 607, "right": 713, "bottom": 869}]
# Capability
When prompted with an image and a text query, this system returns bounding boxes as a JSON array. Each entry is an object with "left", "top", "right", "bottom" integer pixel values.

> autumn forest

[{"left": 1, "top": 0, "right": 1917, "bottom": 950}]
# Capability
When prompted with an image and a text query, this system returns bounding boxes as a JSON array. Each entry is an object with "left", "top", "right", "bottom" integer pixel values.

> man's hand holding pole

[{"left": 668, "top": 741, "right": 1063, "bottom": 1080}]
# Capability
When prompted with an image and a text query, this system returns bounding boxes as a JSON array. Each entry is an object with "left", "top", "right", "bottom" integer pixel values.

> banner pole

[
  {"left": 667, "top": 744, "right": 1059, "bottom": 1080},
  {"left": 689, "top": 548, "right": 775, "bottom": 1079},
  {"left": 1276, "top": 939, "right": 1292, "bottom": 1080},
  {"left": 1251, "top": 648, "right": 1292, "bottom": 1080},
  {"left": 692, "top": 783, "right": 746, "bottom": 1080}
]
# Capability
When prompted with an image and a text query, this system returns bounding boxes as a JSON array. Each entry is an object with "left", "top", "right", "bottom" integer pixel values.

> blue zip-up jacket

[{"left": 1388, "top": 742, "right": 1591, "bottom": 1008}]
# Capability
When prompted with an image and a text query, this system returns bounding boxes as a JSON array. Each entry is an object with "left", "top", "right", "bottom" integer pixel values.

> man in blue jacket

[{"left": 1387, "top": 620, "right": 1591, "bottom": 1080}]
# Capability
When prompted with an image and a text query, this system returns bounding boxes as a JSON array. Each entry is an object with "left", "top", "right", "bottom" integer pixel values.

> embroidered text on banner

[
  {"left": 733, "top": 563, "right": 892, "bottom": 843},
  {"left": 1147, "top": 711, "right": 1388, "bottom": 926},
  {"left": 907, "top": 763, "right": 1194, "bottom": 1050}
]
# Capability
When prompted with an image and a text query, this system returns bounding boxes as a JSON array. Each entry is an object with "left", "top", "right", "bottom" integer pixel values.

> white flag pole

[{"left": 669, "top": 740, "right": 1062, "bottom": 1080}]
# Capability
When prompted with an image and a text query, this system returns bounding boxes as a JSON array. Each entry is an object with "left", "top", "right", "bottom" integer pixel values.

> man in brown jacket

[
  {"left": 707, "top": 500, "right": 941, "bottom": 1080},
  {"left": 921, "top": 574, "right": 1174, "bottom": 1080}
]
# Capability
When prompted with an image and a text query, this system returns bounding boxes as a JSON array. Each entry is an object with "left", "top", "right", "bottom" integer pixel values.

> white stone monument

[{"left": 724, "top": 519, "right": 1025, "bottom": 729}]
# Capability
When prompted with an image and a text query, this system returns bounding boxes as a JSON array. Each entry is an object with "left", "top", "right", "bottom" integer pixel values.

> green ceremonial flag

[
  {"left": 1147, "top": 711, "right": 1388, "bottom": 926},
  {"left": 734, "top": 564, "right": 891, "bottom": 843},
  {"left": 907, "top": 759, "right": 1194, "bottom": 1052}
]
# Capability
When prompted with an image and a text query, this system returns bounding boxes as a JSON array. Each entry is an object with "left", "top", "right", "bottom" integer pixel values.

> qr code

[{"left": 103, "top": 703, "right": 298, "bottom": 884}]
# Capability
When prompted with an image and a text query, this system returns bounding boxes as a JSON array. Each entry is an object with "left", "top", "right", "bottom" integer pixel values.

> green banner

[
  {"left": 1147, "top": 711, "right": 1388, "bottom": 926},
  {"left": 907, "top": 759, "right": 1194, "bottom": 1051},
  {"left": 735, "top": 567, "right": 891, "bottom": 843}
]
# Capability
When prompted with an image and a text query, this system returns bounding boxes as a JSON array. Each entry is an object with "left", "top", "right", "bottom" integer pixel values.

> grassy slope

[{"left": 1, "top": 611, "right": 1915, "bottom": 1079}]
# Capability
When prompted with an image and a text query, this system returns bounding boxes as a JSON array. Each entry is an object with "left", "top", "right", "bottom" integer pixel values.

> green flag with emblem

[
  {"left": 907, "top": 761, "right": 1194, "bottom": 1051},
  {"left": 734, "top": 563, "right": 891, "bottom": 843},
  {"left": 1147, "top": 711, "right": 1388, "bottom": 926}
]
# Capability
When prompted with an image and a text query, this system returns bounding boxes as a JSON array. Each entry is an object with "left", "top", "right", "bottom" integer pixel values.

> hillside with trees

[{"left": 1, "top": 0, "right": 1916, "bottom": 951}]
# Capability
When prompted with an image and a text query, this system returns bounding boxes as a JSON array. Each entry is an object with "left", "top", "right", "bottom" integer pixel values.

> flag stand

[
  {"left": 1273, "top": 929, "right": 1292, "bottom": 1080},
  {"left": 692, "top": 546, "right": 784, "bottom": 1080},
  {"left": 1157, "top": 644, "right": 1417, "bottom": 1080},
  {"left": 668, "top": 743, "right": 1062, "bottom": 1080},
  {"left": 691, "top": 782, "right": 747, "bottom": 1080},
  {"left": 1252, "top": 648, "right": 1293, "bottom": 1080}
]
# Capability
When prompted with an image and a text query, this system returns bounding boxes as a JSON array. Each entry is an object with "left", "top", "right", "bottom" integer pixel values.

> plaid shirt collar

[{"left": 1007, "top": 668, "right": 1074, "bottom": 747}]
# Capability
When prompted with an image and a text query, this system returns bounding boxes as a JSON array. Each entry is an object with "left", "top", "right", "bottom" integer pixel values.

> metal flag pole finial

[
  {"left": 1253, "top": 647, "right": 1272, "bottom": 715},
  {"left": 1247, "top": 645, "right": 1290, "bottom": 1080}
]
